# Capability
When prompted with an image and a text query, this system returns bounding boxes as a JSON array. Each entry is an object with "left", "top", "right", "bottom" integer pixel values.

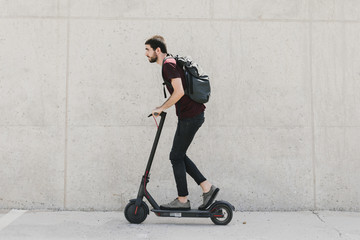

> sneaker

[
  {"left": 198, "top": 185, "right": 220, "bottom": 210},
  {"left": 160, "top": 198, "right": 191, "bottom": 210}
]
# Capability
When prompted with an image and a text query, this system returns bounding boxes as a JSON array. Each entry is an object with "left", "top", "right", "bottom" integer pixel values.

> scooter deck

[{"left": 151, "top": 209, "right": 214, "bottom": 218}]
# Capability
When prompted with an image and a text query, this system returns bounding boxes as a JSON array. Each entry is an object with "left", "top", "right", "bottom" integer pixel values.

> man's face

[{"left": 145, "top": 44, "right": 157, "bottom": 63}]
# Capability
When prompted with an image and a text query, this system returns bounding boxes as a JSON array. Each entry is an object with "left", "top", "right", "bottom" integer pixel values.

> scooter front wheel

[
  {"left": 124, "top": 201, "right": 148, "bottom": 224},
  {"left": 210, "top": 203, "right": 233, "bottom": 225}
]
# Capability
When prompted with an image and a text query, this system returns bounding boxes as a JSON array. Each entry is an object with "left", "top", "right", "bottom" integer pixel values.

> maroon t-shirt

[{"left": 162, "top": 57, "right": 205, "bottom": 119}]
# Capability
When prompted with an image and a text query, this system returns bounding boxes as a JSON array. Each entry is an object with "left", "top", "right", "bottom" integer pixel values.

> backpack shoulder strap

[{"left": 161, "top": 54, "right": 175, "bottom": 98}]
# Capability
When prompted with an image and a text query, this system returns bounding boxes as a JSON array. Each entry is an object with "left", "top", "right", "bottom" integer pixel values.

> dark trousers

[{"left": 170, "top": 112, "right": 207, "bottom": 197}]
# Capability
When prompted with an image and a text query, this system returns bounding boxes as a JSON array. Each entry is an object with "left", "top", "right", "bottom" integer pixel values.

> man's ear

[{"left": 155, "top": 47, "right": 161, "bottom": 54}]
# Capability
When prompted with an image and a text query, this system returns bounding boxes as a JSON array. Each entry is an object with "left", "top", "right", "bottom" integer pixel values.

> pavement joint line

[
  {"left": 312, "top": 211, "right": 325, "bottom": 223},
  {"left": 0, "top": 209, "right": 28, "bottom": 232}
]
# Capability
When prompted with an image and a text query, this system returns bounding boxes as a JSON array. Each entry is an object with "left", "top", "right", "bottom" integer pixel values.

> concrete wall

[{"left": 0, "top": 0, "right": 359, "bottom": 211}]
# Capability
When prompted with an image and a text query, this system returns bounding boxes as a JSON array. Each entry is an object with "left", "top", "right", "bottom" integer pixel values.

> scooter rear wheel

[
  {"left": 210, "top": 203, "right": 233, "bottom": 225},
  {"left": 124, "top": 201, "right": 148, "bottom": 224}
]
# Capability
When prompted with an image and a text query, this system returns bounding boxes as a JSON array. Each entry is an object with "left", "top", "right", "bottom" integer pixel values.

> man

[{"left": 144, "top": 35, "right": 219, "bottom": 210}]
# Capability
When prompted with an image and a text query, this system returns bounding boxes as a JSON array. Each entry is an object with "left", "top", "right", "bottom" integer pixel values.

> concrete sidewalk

[{"left": 0, "top": 210, "right": 359, "bottom": 240}]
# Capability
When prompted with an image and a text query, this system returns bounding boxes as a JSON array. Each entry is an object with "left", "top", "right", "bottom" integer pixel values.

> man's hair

[{"left": 145, "top": 35, "right": 167, "bottom": 53}]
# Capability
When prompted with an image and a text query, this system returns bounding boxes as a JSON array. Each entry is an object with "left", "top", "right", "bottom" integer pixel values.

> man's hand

[{"left": 152, "top": 107, "right": 164, "bottom": 118}]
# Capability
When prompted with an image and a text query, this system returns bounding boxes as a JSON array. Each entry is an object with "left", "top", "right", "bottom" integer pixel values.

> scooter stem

[
  {"left": 135, "top": 112, "right": 167, "bottom": 209},
  {"left": 145, "top": 112, "right": 167, "bottom": 175}
]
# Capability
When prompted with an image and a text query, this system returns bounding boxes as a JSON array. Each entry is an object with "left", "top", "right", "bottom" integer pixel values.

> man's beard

[{"left": 148, "top": 55, "right": 157, "bottom": 63}]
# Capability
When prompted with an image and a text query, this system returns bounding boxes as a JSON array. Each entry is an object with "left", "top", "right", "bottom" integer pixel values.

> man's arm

[{"left": 152, "top": 78, "right": 184, "bottom": 116}]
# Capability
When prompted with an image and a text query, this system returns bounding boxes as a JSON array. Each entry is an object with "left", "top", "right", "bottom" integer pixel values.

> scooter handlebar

[
  {"left": 148, "top": 113, "right": 158, "bottom": 117},
  {"left": 148, "top": 112, "right": 166, "bottom": 118}
]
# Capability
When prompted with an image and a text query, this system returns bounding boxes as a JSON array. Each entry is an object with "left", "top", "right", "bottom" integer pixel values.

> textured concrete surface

[
  {"left": 1, "top": 1, "right": 360, "bottom": 211},
  {"left": 0, "top": 210, "right": 360, "bottom": 240}
]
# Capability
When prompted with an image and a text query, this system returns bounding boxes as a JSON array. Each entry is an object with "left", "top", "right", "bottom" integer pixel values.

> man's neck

[{"left": 157, "top": 53, "right": 168, "bottom": 66}]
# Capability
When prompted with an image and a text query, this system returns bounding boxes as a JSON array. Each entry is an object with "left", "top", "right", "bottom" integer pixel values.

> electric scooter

[{"left": 124, "top": 112, "right": 235, "bottom": 225}]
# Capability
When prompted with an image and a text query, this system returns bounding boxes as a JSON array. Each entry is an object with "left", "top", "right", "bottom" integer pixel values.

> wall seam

[
  {"left": 1, "top": 16, "right": 360, "bottom": 23},
  {"left": 309, "top": 0, "right": 317, "bottom": 211},
  {"left": 210, "top": 0, "right": 214, "bottom": 19},
  {"left": 63, "top": 0, "right": 70, "bottom": 210}
]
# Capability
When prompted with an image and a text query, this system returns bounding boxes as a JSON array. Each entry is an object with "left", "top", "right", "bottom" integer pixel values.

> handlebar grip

[{"left": 148, "top": 112, "right": 160, "bottom": 117}]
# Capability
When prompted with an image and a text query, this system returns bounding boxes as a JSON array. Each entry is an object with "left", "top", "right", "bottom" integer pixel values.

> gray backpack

[{"left": 162, "top": 54, "right": 211, "bottom": 104}]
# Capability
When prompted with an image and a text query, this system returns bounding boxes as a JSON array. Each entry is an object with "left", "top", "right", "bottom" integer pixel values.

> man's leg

[
  {"left": 160, "top": 119, "right": 198, "bottom": 209},
  {"left": 170, "top": 113, "right": 205, "bottom": 199},
  {"left": 184, "top": 155, "right": 206, "bottom": 185}
]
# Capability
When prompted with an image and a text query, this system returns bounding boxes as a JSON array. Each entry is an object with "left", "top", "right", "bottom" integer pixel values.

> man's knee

[{"left": 170, "top": 151, "right": 185, "bottom": 165}]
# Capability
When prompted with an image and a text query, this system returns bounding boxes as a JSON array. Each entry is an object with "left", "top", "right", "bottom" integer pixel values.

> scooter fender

[{"left": 208, "top": 200, "right": 235, "bottom": 211}]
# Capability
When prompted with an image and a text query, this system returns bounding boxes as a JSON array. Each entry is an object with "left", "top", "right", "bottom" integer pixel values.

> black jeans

[{"left": 170, "top": 112, "right": 206, "bottom": 197}]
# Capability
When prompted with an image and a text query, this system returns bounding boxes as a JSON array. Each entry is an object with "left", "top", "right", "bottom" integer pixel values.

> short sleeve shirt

[{"left": 162, "top": 57, "right": 205, "bottom": 119}]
